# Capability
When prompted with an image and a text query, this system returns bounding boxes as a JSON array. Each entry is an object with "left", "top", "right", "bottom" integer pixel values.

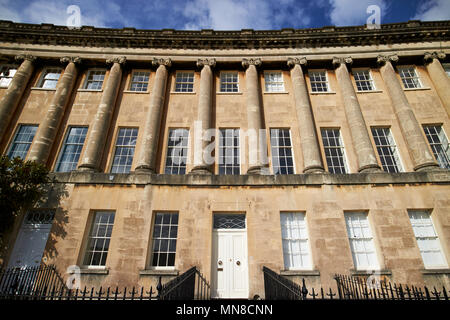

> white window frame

[
  {"left": 423, "top": 124, "right": 450, "bottom": 169},
  {"left": 371, "top": 127, "right": 403, "bottom": 173},
  {"left": 174, "top": 71, "right": 195, "bottom": 93},
  {"left": 83, "top": 69, "right": 106, "bottom": 90},
  {"left": 128, "top": 70, "right": 150, "bottom": 92},
  {"left": 219, "top": 71, "right": 239, "bottom": 93},
  {"left": 55, "top": 126, "right": 88, "bottom": 172},
  {"left": 308, "top": 69, "right": 330, "bottom": 93},
  {"left": 0, "top": 64, "right": 17, "bottom": 88},
  {"left": 7, "top": 124, "right": 38, "bottom": 160},
  {"left": 408, "top": 210, "right": 448, "bottom": 269},
  {"left": 280, "top": 212, "right": 312, "bottom": 270},
  {"left": 218, "top": 128, "right": 241, "bottom": 175},
  {"left": 397, "top": 65, "right": 423, "bottom": 89},
  {"left": 82, "top": 211, "right": 115, "bottom": 269},
  {"left": 270, "top": 128, "right": 295, "bottom": 175},
  {"left": 164, "top": 128, "right": 189, "bottom": 175},
  {"left": 352, "top": 68, "right": 376, "bottom": 92},
  {"left": 264, "top": 71, "right": 285, "bottom": 93},
  {"left": 110, "top": 127, "right": 138, "bottom": 173},
  {"left": 37, "top": 67, "right": 62, "bottom": 89},
  {"left": 345, "top": 212, "right": 380, "bottom": 271},
  {"left": 149, "top": 212, "right": 179, "bottom": 269},
  {"left": 321, "top": 128, "right": 349, "bottom": 174}
]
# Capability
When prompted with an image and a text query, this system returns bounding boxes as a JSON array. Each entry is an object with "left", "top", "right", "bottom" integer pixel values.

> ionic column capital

[
  {"left": 376, "top": 54, "right": 399, "bottom": 66},
  {"left": 242, "top": 58, "right": 262, "bottom": 69},
  {"left": 332, "top": 56, "right": 353, "bottom": 68},
  {"left": 60, "top": 56, "right": 82, "bottom": 65},
  {"left": 15, "top": 54, "right": 37, "bottom": 63},
  {"left": 424, "top": 51, "right": 446, "bottom": 64},
  {"left": 152, "top": 57, "right": 172, "bottom": 68},
  {"left": 287, "top": 57, "right": 307, "bottom": 68},
  {"left": 106, "top": 56, "right": 127, "bottom": 65},
  {"left": 197, "top": 58, "right": 216, "bottom": 68}
]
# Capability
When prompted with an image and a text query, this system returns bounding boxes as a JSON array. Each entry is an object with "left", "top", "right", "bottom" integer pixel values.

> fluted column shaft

[
  {"left": 424, "top": 52, "right": 450, "bottom": 117},
  {"left": 135, "top": 58, "right": 171, "bottom": 173},
  {"left": 78, "top": 57, "right": 125, "bottom": 172},
  {"left": 0, "top": 55, "right": 36, "bottom": 141},
  {"left": 288, "top": 58, "right": 324, "bottom": 173},
  {"left": 333, "top": 57, "right": 380, "bottom": 172},
  {"left": 243, "top": 58, "right": 265, "bottom": 174},
  {"left": 378, "top": 55, "right": 438, "bottom": 171},
  {"left": 190, "top": 58, "right": 215, "bottom": 174},
  {"left": 28, "top": 57, "right": 80, "bottom": 164}
]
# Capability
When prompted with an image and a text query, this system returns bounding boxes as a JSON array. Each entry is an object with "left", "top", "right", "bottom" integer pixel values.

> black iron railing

[
  {"left": 0, "top": 264, "right": 67, "bottom": 298},
  {"left": 158, "top": 266, "right": 210, "bottom": 300},
  {"left": 262, "top": 266, "right": 308, "bottom": 300},
  {"left": 0, "top": 265, "right": 210, "bottom": 301},
  {"left": 263, "top": 266, "right": 449, "bottom": 301}
]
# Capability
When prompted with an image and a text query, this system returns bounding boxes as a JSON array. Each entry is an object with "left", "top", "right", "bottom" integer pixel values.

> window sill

[
  {"left": 139, "top": 269, "right": 179, "bottom": 276},
  {"left": 123, "top": 90, "right": 149, "bottom": 94},
  {"left": 30, "top": 87, "right": 57, "bottom": 91},
  {"left": 350, "top": 269, "right": 392, "bottom": 276},
  {"left": 356, "top": 90, "right": 383, "bottom": 93},
  {"left": 403, "top": 87, "right": 431, "bottom": 91},
  {"left": 310, "top": 91, "right": 336, "bottom": 95},
  {"left": 280, "top": 270, "right": 320, "bottom": 276},
  {"left": 79, "top": 267, "right": 109, "bottom": 275},
  {"left": 421, "top": 268, "right": 450, "bottom": 275},
  {"left": 216, "top": 92, "right": 243, "bottom": 95},
  {"left": 170, "top": 91, "right": 196, "bottom": 94},
  {"left": 77, "top": 89, "right": 103, "bottom": 92},
  {"left": 263, "top": 91, "right": 289, "bottom": 95}
]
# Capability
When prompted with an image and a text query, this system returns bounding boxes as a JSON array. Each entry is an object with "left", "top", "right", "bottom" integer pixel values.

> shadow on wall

[{"left": 41, "top": 179, "right": 70, "bottom": 261}]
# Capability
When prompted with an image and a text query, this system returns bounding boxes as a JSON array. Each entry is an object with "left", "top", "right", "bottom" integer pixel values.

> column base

[
  {"left": 77, "top": 164, "right": 98, "bottom": 173},
  {"left": 189, "top": 166, "right": 212, "bottom": 175},
  {"left": 358, "top": 164, "right": 382, "bottom": 173},
  {"left": 246, "top": 165, "right": 267, "bottom": 175},
  {"left": 135, "top": 165, "right": 156, "bottom": 174},
  {"left": 303, "top": 165, "right": 325, "bottom": 174},
  {"left": 414, "top": 162, "right": 441, "bottom": 172}
]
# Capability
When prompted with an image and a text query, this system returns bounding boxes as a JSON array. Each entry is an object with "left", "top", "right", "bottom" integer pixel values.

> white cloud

[
  {"left": 328, "top": 0, "right": 388, "bottom": 26},
  {"left": 182, "top": 0, "right": 309, "bottom": 30},
  {"left": 412, "top": 0, "right": 450, "bottom": 21}
]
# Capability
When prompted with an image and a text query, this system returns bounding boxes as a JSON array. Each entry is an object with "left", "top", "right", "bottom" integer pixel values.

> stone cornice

[{"left": 1, "top": 20, "right": 449, "bottom": 50}]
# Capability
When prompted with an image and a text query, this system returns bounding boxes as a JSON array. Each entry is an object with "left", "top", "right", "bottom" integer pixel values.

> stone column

[
  {"left": 28, "top": 56, "right": 81, "bottom": 164},
  {"left": 377, "top": 54, "right": 438, "bottom": 171},
  {"left": 0, "top": 54, "right": 36, "bottom": 141},
  {"left": 135, "top": 58, "right": 171, "bottom": 174},
  {"left": 78, "top": 56, "right": 126, "bottom": 172},
  {"left": 242, "top": 58, "right": 266, "bottom": 175},
  {"left": 424, "top": 51, "right": 450, "bottom": 118},
  {"left": 333, "top": 57, "right": 381, "bottom": 172},
  {"left": 190, "top": 58, "right": 216, "bottom": 175},
  {"left": 287, "top": 57, "right": 324, "bottom": 173}
]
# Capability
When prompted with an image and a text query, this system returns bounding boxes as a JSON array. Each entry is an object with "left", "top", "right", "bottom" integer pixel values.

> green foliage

[{"left": 0, "top": 155, "right": 50, "bottom": 238}]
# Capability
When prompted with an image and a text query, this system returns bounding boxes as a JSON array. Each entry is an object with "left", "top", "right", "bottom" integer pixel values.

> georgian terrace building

[{"left": 0, "top": 19, "right": 449, "bottom": 299}]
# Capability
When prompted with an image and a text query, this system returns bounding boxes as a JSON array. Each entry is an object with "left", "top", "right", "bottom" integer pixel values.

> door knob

[
  {"left": 218, "top": 260, "right": 223, "bottom": 266},
  {"left": 236, "top": 260, "right": 241, "bottom": 266}
]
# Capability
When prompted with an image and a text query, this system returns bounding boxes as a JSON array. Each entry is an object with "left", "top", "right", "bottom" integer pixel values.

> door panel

[{"left": 212, "top": 230, "right": 248, "bottom": 298}]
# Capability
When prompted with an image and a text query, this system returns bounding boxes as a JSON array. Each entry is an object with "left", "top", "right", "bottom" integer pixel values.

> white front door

[
  {"left": 7, "top": 210, "right": 54, "bottom": 269},
  {"left": 211, "top": 214, "right": 248, "bottom": 299}
]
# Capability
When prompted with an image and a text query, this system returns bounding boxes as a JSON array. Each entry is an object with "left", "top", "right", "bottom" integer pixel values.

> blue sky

[{"left": 0, "top": 0, "right": 449, "bottom": 30}]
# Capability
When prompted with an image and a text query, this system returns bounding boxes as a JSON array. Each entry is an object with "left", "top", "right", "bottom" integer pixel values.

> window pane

[
  {"left": 7, "top": 125, "right": 38, "bottom": 160},
  {"left": 345, "top": 212, "right": 379, "bottom": 270},
  {"left": 129, "top": 71, "right": 150, "bottom": 92},
  {"left": 175, "top": 72, "right": 194, "bottom": 92},
  {"left": 321, "top": 129, "right": 348, "bottom": 174},
  {"left": 423, "top": 125, "right": 450, "bottom": 169},
  {"left": 0, "top": 66, "right": 17, "bottom": 88},
  {"left": 111, "top": 128, "right": 138, "bottom": 173},
  {"left": 220, "top": 72, "right": 239, "bottom": 92},
  {"left": 165, "top": 129, "right": 189, "bottom": 174},
  {"left": 398, "top": 66, "right": 422, "bottom": 89},
  {"left": 264, "top": 72, "right": 284, "bottom": 92},
  {"left": 83, "top": 211, "right": 115, "bottom": 267},
  {"left": 309, "top": 71, "right": 329, "bottom": 92},
  {"left": 270, "top": 129, "right": 294, "bottom": 175},
  {"left": 56, "top": 127, "right": 88, "bottom": 172},
  {"left": 219, "top": 129, "right": 240, "bottom": 175},
  {"left": 280, "top": 212, "right": 311, "bottom": 269},
  {"left": 84, "top": 70, "right": 105, "bottom": 90},
  {"left": 151, "top": 212, "right": 178, "bottom": 267},
  {"left": 371, "top": 127, "right": 402, "bottom": 173}
]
